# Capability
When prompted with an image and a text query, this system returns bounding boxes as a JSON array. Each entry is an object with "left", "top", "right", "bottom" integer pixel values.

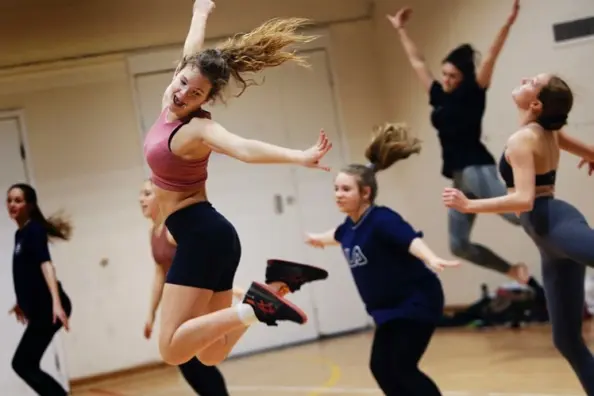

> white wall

[{"left": 0, "top": 0, "right": 592, "bottom": 381}]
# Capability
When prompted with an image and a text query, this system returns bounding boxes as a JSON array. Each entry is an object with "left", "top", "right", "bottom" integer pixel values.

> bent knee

[
  {"left": 159, "top": 347, "right": 185, "bottom": 366},
  {"left": 11, "top": 358, "right": 26, "bottom": 377},
  {"left": 159, "top": 337, "right": 187, "bottom": 366},
  {"left": 552, "top": 331, "right": 587, "bottom": 360},
  {"left": 196, "top": 354, "right": 224, "bottom": 366},
  {"left": 449, "top": 239, "right": 472, "bottom": 259},
  {"left": 197, "top": 348, "right": 228, "bottom": 366}
]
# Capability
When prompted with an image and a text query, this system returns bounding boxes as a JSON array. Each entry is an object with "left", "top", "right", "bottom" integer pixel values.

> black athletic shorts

[{"left": 164, "top": 201, "right": 241, "bottom": 292}]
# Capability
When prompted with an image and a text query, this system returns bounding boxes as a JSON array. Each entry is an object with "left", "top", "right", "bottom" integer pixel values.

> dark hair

[
  {"left": 442, "top": 43, "right": 479, "bottom": 81},
  {"left": 341, "top": 123, "right": 422, "bottom": 204},
  {"left": 176, "top": 18, "right": 318, "bottom": 103},
  {"left": 7, "top": 183, "right": 72, "bottom": 241},
  {"left": 536, "top": 75, "right": 573, "bottom": 130}
]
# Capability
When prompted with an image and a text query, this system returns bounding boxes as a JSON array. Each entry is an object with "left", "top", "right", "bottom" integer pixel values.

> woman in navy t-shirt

[
  {"left": 7, "top": 183, "right": 72, "bottom": 396},
  {"left": 305, "top": 123, "right": 459, "bottom": 395}
]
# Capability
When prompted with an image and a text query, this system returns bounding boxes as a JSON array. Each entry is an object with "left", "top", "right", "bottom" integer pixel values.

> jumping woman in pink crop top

[
  {"left": 143, "top": 0, "right": 332, "bottom": 367},
  {"left": 138, "top": 179, "right": 328, "bottom": 391},
  {"left": 139, "top": 179, "right": 234, "bottom": 395}
]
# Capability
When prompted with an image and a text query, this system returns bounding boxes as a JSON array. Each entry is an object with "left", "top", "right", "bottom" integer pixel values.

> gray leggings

[
  {"left": 520, "top": 196, "right": 594, "bottom": 394},
  {"left": 449, "top": 165, "right": 521, "bottom": 274}
]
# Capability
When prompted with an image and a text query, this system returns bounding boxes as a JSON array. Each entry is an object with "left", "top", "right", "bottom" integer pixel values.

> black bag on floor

[{"left": 438, "top": 283, "right": 549, "bottom": 329}]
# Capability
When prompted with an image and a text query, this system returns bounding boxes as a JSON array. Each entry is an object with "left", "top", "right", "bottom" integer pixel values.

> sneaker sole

[
  {"left": 252, "top": 281, "right": 308, "bottom": 324},
  {"left": 267, "top": 259, "right": 328, "bottom": 276}
]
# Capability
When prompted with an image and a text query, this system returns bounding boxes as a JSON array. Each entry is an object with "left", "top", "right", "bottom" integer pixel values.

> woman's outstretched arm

[
  {"left": 476, "top": 0, "right": 520, "bottom": 88},
  {"left": 443, "top": 129, "right": 535, "bottom": 214},
  {"left": 181, "top": 0, "right": 215, "bottom": 60},
  {"left": 387, "top": 8, "right": 434, "bottom": 92}
]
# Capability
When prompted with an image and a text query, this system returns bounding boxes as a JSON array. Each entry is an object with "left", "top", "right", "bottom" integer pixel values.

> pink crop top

[
  {"left": 144, "top": 108, "right": 211, "bottom": 192},
  {"left": 150, "top": 226, "right": 175, "bottom": 272}
]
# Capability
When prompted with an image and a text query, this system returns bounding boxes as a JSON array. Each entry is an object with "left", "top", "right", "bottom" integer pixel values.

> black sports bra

[{"left": 498, "top": 152, "right": 556, "bottom": 188}]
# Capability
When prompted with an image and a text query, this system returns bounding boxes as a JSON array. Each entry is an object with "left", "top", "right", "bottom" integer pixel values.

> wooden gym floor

[{"left": 71, "top": 324, "right": 592, "bottom": 396}]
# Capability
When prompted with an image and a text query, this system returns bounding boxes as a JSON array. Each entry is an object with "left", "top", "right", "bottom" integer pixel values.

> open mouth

[{"left": 173, "top": 95, "right": 186, "bottom": 108}]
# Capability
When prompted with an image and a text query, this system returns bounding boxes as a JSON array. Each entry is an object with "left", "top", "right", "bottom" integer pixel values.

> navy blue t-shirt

[
  {"left": 334, "top": 205, "right": 444, "bottom": 325},
  {"left": 429, "top": 79, "right": 495, "bottom": 179},
  {"left": 12, "top": 220, "right": 56, "bottom": 319}
]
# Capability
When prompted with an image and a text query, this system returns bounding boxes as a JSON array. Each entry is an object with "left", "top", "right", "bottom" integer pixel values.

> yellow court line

[{"left": 305, "top": 356, "right": 342, "bottom": 396}]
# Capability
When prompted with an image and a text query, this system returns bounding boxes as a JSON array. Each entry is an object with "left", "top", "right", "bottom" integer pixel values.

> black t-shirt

[
  {"left": 12, "top": 220, "right": 57, "bottom": 319},
  {"left": 429, "top": 79, "right": 495, "bottom": 179}
]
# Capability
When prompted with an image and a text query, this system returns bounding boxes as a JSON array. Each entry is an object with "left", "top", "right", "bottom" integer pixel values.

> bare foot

[
  {"left": 267, "top": 281, "right": 290, "bottom": 297},
  {"left": 508, "top": 263, "right": 530, "bottom": 284}
]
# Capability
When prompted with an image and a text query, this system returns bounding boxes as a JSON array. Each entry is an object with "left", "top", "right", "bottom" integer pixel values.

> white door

[
  {"left": 276, "top": 50, "right": 371, "bottom": 334},
  {"left": 133, "top": 68, "right": 321, "bottom": 355},
  {"left": 0, "top": 114, "right": 70, "bottom": 395},
  {"left": 133, "top": 69, "right": 175, "bottom": 176}
]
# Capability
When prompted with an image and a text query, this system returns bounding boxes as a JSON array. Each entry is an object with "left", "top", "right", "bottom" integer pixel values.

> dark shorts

[{"left": 164, "top": 201, "right": 241, "bottom": 292}]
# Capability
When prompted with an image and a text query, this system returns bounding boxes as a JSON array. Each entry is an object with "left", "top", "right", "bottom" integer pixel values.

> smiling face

[
  {"left": 6, "top": 187, "right": 28, "bottom": 222},
  {"left": 139, "top": 180, "right": 158, "bottom": 220},
  {"left": 334, "top": 172, "right": 371, "bottom": 215},
  {"left": 165, "top": 66, "right": 213, "bottom": 118}
]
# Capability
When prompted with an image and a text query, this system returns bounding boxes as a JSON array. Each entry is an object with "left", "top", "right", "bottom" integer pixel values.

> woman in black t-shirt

[
  {"left": 6, "top": 183, "right": 72, "bottom": 396},
  {"left": 386, "top": 1, "right": 543, "bottom": 289}
]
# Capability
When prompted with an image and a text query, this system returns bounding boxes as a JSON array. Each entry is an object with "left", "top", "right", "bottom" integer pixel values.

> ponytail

[
  {"left": 364, "top": 122, "right": 422, "bottom": 172},
  {"left": 341, "top": 122, "right": 421, "bottom": 204},
  {"left": 8, "top": 183, "right": 72, "bottom": 241},
  {"left": 443, "top": 43, "right": 478, "bottom": 81},
  {"left": 536, "top": 76, "right": 573, "bottom": 131},
  {"left": 217, "top": 18, "right": 318, "bottom": 97},
  {"left": 179, "top": 18, "right": 317, "bottom": 105},
  {"left": 537, "top": 114, "right": 568, "bottom": 131}
]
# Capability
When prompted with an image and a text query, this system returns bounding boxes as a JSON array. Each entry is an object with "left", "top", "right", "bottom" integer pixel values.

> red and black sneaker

[
  {"left": 265, "top": 259, "right": 329, "bottom": 293},
  {"left": 243, "top": 281, "right": 308, "bottom": 326}
]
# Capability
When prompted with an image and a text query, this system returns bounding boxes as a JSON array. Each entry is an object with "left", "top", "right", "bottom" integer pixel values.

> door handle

[{"left": 273, "top": 194, "right": 283, "bottom": 214}]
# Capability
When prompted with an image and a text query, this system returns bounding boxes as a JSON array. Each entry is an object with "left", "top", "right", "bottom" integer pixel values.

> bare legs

[
  {"left": 158, "top": 282, "right": 296, "bottom": 366},
  {"left": 198, "top": 283, "right": 290, "bottom": 365}
]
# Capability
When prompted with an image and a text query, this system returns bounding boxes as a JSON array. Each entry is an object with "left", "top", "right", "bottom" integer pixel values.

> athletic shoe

[
  {"left": 265, "top": 259, "right": 328, "bottom": 292},
  {"left": 243, "top": 281, "right": 308, "bottom": 326}
]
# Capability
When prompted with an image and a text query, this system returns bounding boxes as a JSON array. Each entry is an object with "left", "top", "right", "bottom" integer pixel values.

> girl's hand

[
  {"left": 442, "top": 188, "right": 471, "bottom": 213},
  {"left": 299, "top": 130, "right": 332, "bottom": 171},
  {"left": 305, "top": 233, "right": 326, "bottom": 249},
  {"left": 53, "top": 302, "right": 70, "bottom": 331},
  {"left": 193, "top": 0, "right": 215, "bottom": 15},
  {"left": 386, "top": 7, "right": 413, "bottom": 29},
  {"left": 9, "top": 304, "right": 27, "bottom": 325},
  {"left": 427, "top": 257, "right": 461, "bottom": 272}
]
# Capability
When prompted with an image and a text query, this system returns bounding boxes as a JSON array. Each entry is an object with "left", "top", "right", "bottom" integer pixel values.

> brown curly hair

[
  {"left": 342, "top": 123, "right": 422, "bottom": 203},
  {"left": 177, "top": 17, "right": 318, "bottom": 103}
]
